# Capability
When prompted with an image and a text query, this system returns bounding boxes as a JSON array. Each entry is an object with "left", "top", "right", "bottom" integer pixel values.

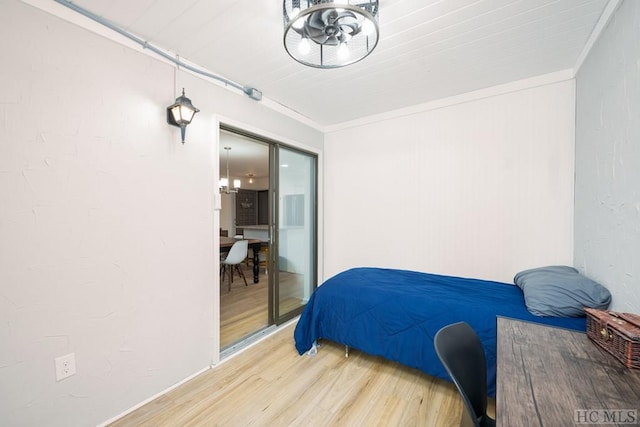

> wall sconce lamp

[{"left": 167, "top": 88, "right": 199, "bottom": 144}]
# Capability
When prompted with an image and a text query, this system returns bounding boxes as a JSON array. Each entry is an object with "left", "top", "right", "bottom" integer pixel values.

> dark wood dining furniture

[
  {"left": 496, "top": 316, "right": 640, "bottom": 426},
  {"left": 220, "top": 237, "right": 263, "bottom": 284}
]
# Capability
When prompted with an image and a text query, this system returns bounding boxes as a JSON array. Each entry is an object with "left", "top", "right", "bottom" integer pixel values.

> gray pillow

[{"left": 513, "top": 265, "right": 611, "bottom": 317}]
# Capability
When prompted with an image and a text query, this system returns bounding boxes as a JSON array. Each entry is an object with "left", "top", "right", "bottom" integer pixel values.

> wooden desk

[
  {"left": 496, "top": 317, "right": 640, "bottom": 426},
  {"left": 220, "top": 237, "right": 264, "bottom": 283}
]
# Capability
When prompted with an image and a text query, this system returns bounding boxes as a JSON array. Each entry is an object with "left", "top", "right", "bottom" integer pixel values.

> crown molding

[
  {"left": 573, "top": 0, "right": 622, "bottom": 76},
  {"left": 325, "top": 69, "right": 575, "bottom": 133}
]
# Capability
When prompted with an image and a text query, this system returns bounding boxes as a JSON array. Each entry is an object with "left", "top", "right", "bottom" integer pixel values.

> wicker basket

[{"left": 585, "top": 308, "right": 640, "bottom": 369}]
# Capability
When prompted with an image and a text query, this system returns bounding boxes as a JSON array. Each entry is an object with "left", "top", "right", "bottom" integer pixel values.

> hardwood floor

[
  {"left": 219, "top": 266, "right": 269, "bottom": 349},
  {"left": 220, "top": 265, "right": 306, "bottom": 349},
  {"left": 111, "top": 322, "right": 495, "bottom": 426}
]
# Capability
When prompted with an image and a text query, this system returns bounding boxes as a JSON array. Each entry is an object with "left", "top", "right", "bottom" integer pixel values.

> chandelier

[
  {"left": 220, "top": 147, "right": 241, "bottom": 194},
  {"left": 283, "top": 0, "right": 379, "bottom": 68}
]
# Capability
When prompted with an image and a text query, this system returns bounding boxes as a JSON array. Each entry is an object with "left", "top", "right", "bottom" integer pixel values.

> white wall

[
  {"left": 220, "top": 192, "right": 235, "bottom": 236},
  {"left": 0, "top": 1, "right": 322, "bottom": 426},
  {"left": 324, "top": 80, "right": 576, "bottom": 284},
  {"left": 574, "top": 0, "right": 640, "bottom": 312}
]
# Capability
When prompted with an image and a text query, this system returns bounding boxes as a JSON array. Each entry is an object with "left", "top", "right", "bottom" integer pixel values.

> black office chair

[{"left": 434, "top": 322, "right": 496, "bottom": 427}]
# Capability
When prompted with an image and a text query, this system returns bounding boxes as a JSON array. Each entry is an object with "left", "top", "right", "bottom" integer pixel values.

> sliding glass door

[
  {"left": 272, "top": 146, "right": 317, "bottom": 324},
  {"left": 218, "top": 129, "right": 270, "bottom": 351},
  {"left": 218, "top": 124, "right": 317, "bottom": 351}
]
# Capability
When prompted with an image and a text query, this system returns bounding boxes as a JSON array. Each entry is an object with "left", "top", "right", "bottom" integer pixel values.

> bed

[{"left": 293, "top": 267, "right": 589, "bottom": 397}]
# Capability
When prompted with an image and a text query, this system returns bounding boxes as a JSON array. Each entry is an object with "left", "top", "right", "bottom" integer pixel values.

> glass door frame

[
  {"left": 270, "top": 144, "right": 318, "bottom": 325},
  {"left": 219, "top": 123, "right": 318, "bottom": 328}
]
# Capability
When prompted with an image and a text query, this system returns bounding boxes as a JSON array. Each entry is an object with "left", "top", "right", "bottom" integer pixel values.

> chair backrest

[
  {"left": 223, "top": 240, "right": 248, "bottom": 264},
  {"left": 434, "top": 322, "right": 490, "bottom": 427}
]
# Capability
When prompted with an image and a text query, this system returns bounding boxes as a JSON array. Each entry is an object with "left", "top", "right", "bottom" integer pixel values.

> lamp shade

[{"left": 169, "top": 103, "right": 196, "bottom": 125}]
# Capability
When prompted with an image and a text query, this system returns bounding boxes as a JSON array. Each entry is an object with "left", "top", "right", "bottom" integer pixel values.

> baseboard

[
  {"left": 96, "top": 365, "right": 211, "bottom": 427},
  {"left": 97, "top": 317, "right": 300, "bottom": 426}
]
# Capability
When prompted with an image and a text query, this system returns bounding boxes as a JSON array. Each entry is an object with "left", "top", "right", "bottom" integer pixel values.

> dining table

[{"left": 220, "top": 236, "right": 264, "bottom": 283}]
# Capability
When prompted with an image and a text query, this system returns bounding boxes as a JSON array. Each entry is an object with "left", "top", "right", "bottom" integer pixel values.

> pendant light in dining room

[{"left": 220, "top": 147, "right": 241, "bottom": 194}]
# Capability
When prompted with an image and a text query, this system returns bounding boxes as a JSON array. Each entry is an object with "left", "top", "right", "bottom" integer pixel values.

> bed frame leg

[{"left": 345, "top": 345, "right": 349, "bottom": 358}]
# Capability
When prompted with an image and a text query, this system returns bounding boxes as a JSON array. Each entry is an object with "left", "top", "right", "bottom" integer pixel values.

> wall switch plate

[{"left": 55, "top": 353, "right": 76, "bottom": 381}]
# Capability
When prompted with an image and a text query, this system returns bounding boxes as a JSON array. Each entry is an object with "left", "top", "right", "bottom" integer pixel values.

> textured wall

[
  {"left": 0, "top": 1, "right": 322, "bottom": 426},
  {"left": 325, "top": 80, "right": 576, "bottom": 283},
  {"left": 574, "top": 0, "right": 640, "bottom": 312}
]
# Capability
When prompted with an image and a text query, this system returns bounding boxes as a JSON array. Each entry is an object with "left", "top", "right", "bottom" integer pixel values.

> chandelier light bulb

[
  {"left": 337, "top": 43, "right": 349, "bottom": 60},
  {"left": 362, "top": 18, "right": 374, "bottom": 36},
  {"left": 293, "top": 18, "right": 304, "bottom": 29},
  {"left": 298, "top": 37, "right": 310, "bottom": 55}
]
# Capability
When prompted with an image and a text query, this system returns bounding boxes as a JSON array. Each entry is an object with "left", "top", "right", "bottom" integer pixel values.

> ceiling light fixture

[
  {"left": 283, "top": 0, "right": 379, "bottom": 69},
  {"left": 220, "top": 147, "right": 241, "bottom": 194},
  {"left": 167, "top": 88, "right": 199, "bottom": 144}
]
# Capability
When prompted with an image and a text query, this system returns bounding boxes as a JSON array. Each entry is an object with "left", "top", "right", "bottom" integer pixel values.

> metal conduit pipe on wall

[{"left": 53, "top": 0, "right": 262, "bottom": 101}]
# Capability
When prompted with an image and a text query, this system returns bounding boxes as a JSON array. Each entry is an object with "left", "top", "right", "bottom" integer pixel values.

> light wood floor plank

[
  {"left": 220, "top": 266, "right": 303, "bottom": 349},
  {"left": 111, "top": 322, "right": 495, "bottom": 426}
]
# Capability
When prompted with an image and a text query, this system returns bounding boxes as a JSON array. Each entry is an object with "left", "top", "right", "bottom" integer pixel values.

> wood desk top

[{"left": 496, "top": 317, "right": 640, "bottom": 427}]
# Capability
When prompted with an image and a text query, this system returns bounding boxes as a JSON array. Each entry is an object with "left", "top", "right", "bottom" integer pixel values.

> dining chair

[
  {"left": 221, "top": 240, "right": 248, "bottom": 292},
  {"left": 434, "top": 322, "right": 496, "bottom": 427}
]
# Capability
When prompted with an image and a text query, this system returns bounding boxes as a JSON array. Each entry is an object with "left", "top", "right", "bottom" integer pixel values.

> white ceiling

[{"left": 68, "top": 0, "right": 611, "bottom": 129}]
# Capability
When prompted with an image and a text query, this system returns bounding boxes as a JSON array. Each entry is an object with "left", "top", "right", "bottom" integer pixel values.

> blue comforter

[{"left": 294, "top": 267, "right": 586, "bottom": 397}]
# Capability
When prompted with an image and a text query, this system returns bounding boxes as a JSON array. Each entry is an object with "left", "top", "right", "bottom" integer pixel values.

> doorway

[
  {"left": 218, "top": 125, "right": 317, "bottom": 352},
  {"left": 219, "top": 130, "right": 270, "bottom": 350}
]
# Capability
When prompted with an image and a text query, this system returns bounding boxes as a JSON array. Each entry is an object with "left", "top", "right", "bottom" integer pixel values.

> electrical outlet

[{"left": 55, "top": 353, "right": 76, "bottom": 381}]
